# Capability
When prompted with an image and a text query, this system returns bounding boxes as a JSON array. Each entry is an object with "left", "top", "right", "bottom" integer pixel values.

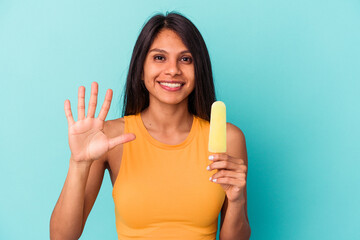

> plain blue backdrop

[{"left": 0, "top": 0, "right": 359, "bottom": 239}]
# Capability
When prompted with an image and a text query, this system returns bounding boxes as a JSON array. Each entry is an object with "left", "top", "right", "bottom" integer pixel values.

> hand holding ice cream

[{"left": 207, "top": 101, "right": 248, "bottom": 203}]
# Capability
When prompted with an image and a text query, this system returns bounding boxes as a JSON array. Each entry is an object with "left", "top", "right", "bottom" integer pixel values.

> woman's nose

[{"left": 164, "top": 59, "right": 181, "bottom": 76}]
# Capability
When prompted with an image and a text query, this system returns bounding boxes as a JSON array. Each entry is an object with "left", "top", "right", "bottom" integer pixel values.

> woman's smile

[{"left": 157, "top": 81, "right": 185, "bottom": 91}]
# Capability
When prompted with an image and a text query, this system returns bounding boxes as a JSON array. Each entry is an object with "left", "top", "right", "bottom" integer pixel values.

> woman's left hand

[{"left": 207, "top": 154, "right": 247, "bottom": 203}]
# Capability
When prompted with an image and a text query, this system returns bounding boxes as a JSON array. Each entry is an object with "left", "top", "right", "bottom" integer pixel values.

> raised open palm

[{"left": 64, "top": 82, "right": 135, "bottom": 162}]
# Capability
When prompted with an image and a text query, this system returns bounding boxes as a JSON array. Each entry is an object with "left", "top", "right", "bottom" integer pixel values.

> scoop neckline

[{"left": 135, "top": 113, "right": 197, "bottom": 150}]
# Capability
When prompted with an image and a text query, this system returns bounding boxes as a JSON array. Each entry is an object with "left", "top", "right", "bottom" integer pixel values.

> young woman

[{"left": 50, "top": 12, "right": 250, "bottom": 240}]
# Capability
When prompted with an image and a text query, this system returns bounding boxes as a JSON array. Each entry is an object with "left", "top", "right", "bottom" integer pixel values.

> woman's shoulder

[
  {"left": 103, "top": 117, "right": 125, "bottom": 138},
  {"left": 226, "top": 122, "right": 247, "bottom": 160},
  {"left": 226, "top": 122, "right": 245, "bottom": 141},
  {"left": 103, "top": 114, "right": 138, "bottom": 137}
]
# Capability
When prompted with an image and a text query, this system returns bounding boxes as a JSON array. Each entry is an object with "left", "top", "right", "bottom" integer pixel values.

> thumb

[{"left": 108, "top": 133, "right": 136, "bottom": 150}]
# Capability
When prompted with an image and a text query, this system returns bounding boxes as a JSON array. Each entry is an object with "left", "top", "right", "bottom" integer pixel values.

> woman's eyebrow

[
  {"left": 148, "top": 48, "right": 191, "bottom": 54},
  {"left": 149, "top": 48, "right": 167, "bottom": 53}
]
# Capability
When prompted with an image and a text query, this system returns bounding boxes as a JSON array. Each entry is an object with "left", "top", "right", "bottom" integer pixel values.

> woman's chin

[{"left": 152, "top": 96, "right": 189, "bottom": 106}]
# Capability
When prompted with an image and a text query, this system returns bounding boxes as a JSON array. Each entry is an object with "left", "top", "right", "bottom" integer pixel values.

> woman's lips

[{"left": 158, "top": 81, "right": 184, "bottom": 91}]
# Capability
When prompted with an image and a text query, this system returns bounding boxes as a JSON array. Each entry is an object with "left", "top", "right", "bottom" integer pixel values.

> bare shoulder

[
  {"left": 226, "top": 122, "right": 247, "bottom": 162},
  {"left": 226, "top": 122, "right": 245, "bottom": 142},
  {"left": 103, "top": 117, "right": 125, "bottom": 138}
]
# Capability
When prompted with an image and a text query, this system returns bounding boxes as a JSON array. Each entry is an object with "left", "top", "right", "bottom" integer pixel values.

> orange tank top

[{"left": 112, "top": 113, "right": 226, "bottom": 239}]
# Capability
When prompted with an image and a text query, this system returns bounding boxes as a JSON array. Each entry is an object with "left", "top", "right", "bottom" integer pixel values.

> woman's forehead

[{"left": 149, "top": 29, "right": 189, "bottom": 53}]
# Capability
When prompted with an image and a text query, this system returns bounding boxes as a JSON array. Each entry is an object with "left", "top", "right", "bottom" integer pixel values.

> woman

[{"left": 50, "top": 12, "right": 250, "bottom": 240}]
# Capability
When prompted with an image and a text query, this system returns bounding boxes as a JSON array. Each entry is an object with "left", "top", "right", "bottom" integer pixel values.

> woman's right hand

[{"left": 64, "top": 82, "right": 135, "bottom": 163}]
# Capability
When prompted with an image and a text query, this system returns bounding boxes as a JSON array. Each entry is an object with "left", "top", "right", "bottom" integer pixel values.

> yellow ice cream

[{"left": 208, "top": 101, "right": 226, "bottom": 153}]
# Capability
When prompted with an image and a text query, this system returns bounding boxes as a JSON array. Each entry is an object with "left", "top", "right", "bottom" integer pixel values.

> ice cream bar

[{"left": 208, "top": 101, "right": 226, "bottom": 153}]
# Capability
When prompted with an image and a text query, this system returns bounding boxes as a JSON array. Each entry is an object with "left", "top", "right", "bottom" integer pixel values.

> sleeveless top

[{"left": 112, "top": 113, "right": 226, "bottom": 239}]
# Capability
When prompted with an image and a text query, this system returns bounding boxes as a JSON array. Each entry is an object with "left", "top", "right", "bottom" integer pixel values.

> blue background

[{"left": 0, "top": 0, "right": 359, "bottom": 239}]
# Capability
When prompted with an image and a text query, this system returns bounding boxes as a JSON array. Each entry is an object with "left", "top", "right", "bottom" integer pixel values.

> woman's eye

[
  {"left": 154, "top": 55, "right": 165, "bottom": 61},
  {"left": 181, "top": 56, "right": 193, "bottom": 63}
]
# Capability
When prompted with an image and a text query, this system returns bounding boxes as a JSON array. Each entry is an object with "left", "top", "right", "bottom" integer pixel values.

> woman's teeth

[{"left": 159, "top": 82, "right": 182, "bottom": 88}]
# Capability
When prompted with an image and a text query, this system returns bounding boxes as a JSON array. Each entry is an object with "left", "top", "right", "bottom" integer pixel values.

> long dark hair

[{"left": 122, "top": 12, "right": 215, "bottom": 121}]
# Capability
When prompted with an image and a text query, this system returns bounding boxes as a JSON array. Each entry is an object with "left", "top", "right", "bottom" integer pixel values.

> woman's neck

[{"left": 140, "top": 100, "right": 193, "bottom": 133}]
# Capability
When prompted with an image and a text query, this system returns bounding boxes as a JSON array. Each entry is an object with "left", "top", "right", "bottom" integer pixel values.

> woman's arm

[
  {"left": 50, "top": 155, "right": 106, "bottom": 240},
  {"left": 209, "top": 123, "right": 251, "bottom": 240},
  {"left": 50, "top": 82, "right": 135, "bottom": 239},
  {"left": 220, "top": 124, "right": 250, "bottom": 239},
  {"left": 220, "top": 190, "right": 250, "bottom": 240}
]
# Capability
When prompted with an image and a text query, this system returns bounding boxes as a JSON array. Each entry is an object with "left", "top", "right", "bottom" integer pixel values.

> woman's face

[{"left": 142, "top": 28, "right": 195, "bottom": 106}]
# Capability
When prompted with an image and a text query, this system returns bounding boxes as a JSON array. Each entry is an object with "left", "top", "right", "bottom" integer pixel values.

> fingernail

[
  {"left": 209, "top": 155, "right": 214, "bottom": 160},
  {"left": 206, "top": 166, "right": 210, "bottom": 171},
  {"left": 209, "top": 177, "right": 212, "bottom": 181},
  {"left": 212, "top": 178, "right": 217, "bottom": 182}
]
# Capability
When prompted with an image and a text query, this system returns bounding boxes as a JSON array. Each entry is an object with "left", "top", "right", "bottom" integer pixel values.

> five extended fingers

[{"left": 64, "top": 82, "right": 112, "bottom": 125}]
